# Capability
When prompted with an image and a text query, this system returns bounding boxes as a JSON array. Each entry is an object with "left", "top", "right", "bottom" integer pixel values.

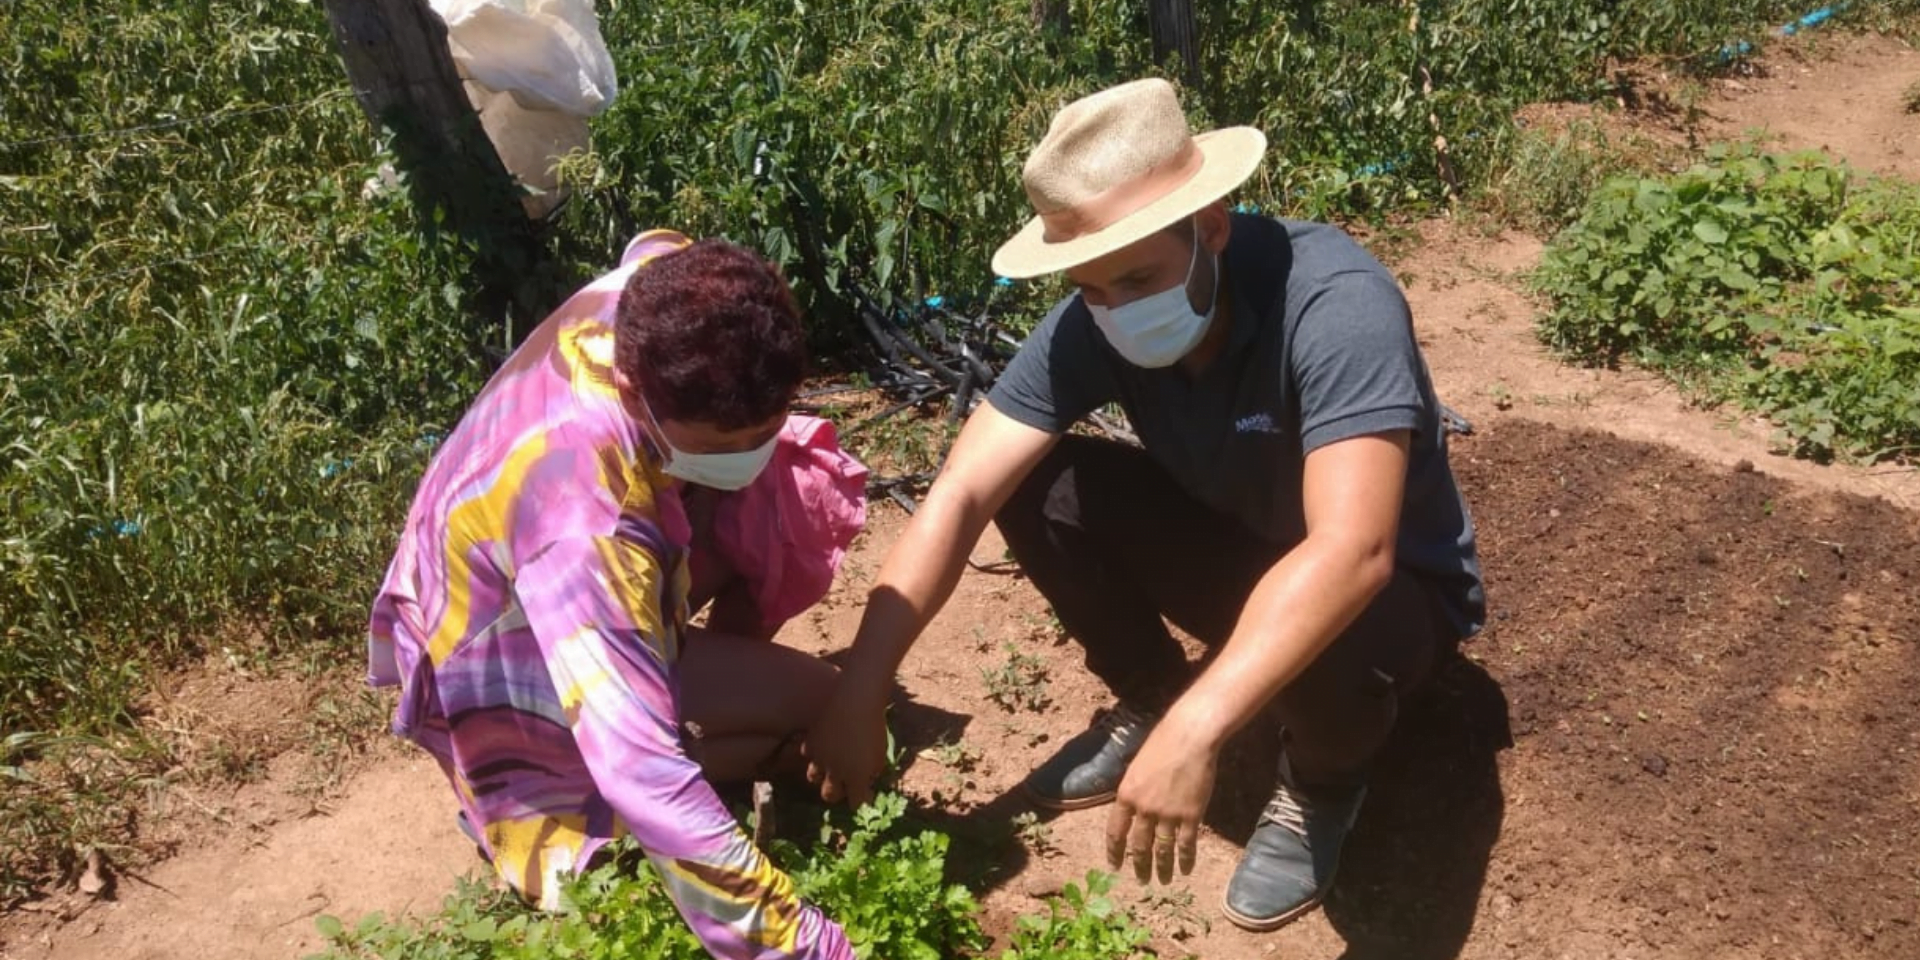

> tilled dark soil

[
  {"left": 1389, "top": 418, "right": 1920, "bottom": 960},
  {"left": 889, "top": 417, "right": 1920, "bottom": 960}
]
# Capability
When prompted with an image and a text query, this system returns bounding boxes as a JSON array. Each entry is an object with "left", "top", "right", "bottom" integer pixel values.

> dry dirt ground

[
  {"left": 1705, "top": 30, "right": 1920, "bottom": 182},
  {"left": 5, "top": 27, "right": 1920, "bottom": 960}
]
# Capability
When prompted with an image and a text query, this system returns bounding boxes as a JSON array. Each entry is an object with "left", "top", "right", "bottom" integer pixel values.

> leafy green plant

[
  {"left": 923, "top": 737, "right": 981, "bottom": 773},
  {"left": 312, "top": 801, "right": 1154, "bottom": 959},
  {"left": 995, "top": 871, "right": 1150, "bottom": 960},
  {"left": 981, "top": 643, "right": 1051, "bottom": 713},
  {"left": 561, "top": 0, "right": 1139, "bottom": 339},
  {"left": 0, "top": 0, "right": 495, "bottom": 899},
  {"left": 1536, "top": 145, "right": 1920, "bottom": 462},
  {"left": 779, "top": 793, "right": 989, "bottom": 959},
  {"left": 1009, "top": 811, "right": 1058, "bottom": 857},
  {"left": 569, "top": 0, "right": 1832, "bottom": 334},
  {"left": 311, "top": 793, "right": 990, "bottom": 960}
]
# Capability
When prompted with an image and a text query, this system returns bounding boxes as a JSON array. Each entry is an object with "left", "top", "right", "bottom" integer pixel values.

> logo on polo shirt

[{"left": 1235, "top": 412, "right": 1280, "bottom": 435}]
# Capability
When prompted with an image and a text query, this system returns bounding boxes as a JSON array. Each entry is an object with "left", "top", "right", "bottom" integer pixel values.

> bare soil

[
  {"left": 6, "top": 26, "right": 1920, "bottom": 960},
  {"left": 1704, "top": 31, "right": 1920, "bottom": 182}
]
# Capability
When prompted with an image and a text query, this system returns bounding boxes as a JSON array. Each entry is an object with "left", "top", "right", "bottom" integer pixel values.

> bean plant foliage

[
  {"left": 309, "top": 793, "right": 1149, "bottom": 960},
  {"left": 0, "top": 0, "right": 492, "bottom": 899},
  {"left": 1536, "top": 145, "right": 1920, "bottom": 463},
  {"left": 560, "top": 0, "right": 1829, "bottom": 334},
  {"left": 0, "top": 1, "right": 489, "bottom": 727},
  {"left": 554, "top": 0, "right": 1146, "bottom": 340}
]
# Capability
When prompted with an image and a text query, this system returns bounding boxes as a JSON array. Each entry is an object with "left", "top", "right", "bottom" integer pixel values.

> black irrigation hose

[
  {"left": 858, "top": 307, "right": 964, "bottom": 391},
  {"left": 835, "top": 278, "right": 1106, "bottom": 580},
  {"left": 920, "top": 308, "right": 998, "bottom": 386},
  {"left": 799, "top": 382, "right": 865, "bottom": 399},
  {"left": 947, "top": 368, "right": 975, "bottom": 427},
  {"left": 867, "top": 472, "right": 935, "bottom": 513},
  {"left": 843, "top": 383, "right": 954, "bottom": 438}
]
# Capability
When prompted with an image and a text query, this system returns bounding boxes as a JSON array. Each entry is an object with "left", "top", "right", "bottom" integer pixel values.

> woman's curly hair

[{"left": 614, "top": 239, "right": 805, "bottom": 430}]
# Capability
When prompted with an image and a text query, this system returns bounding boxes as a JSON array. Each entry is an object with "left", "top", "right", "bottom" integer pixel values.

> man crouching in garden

[
  {"left": 803, "top": 79, "right": 1485, "bottom": 930},
  {"left": 368, "top": 231, "right": 867, "bottom": 958}
]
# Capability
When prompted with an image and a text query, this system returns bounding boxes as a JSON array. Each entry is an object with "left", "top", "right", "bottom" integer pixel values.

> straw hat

[{"left": 991, "top": 78, "right": 1266, "bottom": 279}]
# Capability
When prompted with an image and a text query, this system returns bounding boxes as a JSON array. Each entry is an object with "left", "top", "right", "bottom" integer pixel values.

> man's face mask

[
  {"left": 1086, "top": 219, "right": 1219, "bottom": 368},
  {"left": 639, "top": 398, "right": 778, "bottom": 491}
]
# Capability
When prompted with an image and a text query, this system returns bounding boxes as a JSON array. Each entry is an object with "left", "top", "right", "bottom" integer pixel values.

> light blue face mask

[
  {"left": 640, "top": 400, "right": 779, "bottom": 491},
  {"left": 1086, "top": 220, "right": 1219, "bottom": 368}
]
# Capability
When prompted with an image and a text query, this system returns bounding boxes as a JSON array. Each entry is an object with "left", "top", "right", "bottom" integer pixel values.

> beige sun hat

[{"left": 991, "top": 78, "right": 1267, "bottom": 279}]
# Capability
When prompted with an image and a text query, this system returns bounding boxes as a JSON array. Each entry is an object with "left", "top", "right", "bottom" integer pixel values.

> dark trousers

[{"left": 994, "top": 436, "right": 1457, "bottom": 788}]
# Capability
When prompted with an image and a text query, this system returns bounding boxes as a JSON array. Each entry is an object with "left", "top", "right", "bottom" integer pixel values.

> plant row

[
  {"left": 310, "top": 793, "right": 1152, "bottom": 960},
  {"left": 1536, "top": 145, "right": 1920, "bottom": 463}
]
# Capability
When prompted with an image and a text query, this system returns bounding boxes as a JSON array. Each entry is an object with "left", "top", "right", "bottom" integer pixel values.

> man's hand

[
  {"left": 1105, "top": 709, "right": 1218, "bottom": 883},
  {"left": 800, "top": 675, "right": 890, "bottom": 807}
]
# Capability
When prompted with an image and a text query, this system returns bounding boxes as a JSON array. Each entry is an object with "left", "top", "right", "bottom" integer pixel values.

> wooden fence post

[
  {"left": 1031, "top": 0, "right": 1070, "bottom": 37},
  {"left": 1146, "top": 0, "right": 1200, "bottom": 90},
  {"left": 320, "top": 0, "right": 560, "bottom": 332}
]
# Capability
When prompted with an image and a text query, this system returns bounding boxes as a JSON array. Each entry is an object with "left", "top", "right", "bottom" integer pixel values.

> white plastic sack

[
  {"left": 428, "top": 0, "right": 617, "bottom": 219},
  {"left": 467, "top": 82, "right": 590, "bottom": 219},
  {"left": 431, "top": 0, "right": 617, "bottom": 118}
]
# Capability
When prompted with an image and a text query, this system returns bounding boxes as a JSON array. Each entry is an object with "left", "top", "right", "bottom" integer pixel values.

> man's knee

[
  {"left": 992, "top": 441, "right": 1080, "bottom": 549},
  {"left": 1269, "top": 573, "right": 1452, "bottom": 779},
  {"left": 995, "top": 435, "right": 1144, "bottom": 532}
]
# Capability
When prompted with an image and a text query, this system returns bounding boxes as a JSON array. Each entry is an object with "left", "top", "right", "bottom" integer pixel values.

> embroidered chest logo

[{"left": 1235, "top": 412, "right": 1281, "bottom": 435}]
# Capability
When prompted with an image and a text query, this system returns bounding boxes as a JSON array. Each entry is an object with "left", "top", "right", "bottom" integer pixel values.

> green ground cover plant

[
  {"left": 1535, "top": 145, "right": 1920, "bottom": 462},
  {"left": 309, "top": 793, "right": 1150, "bottom": 960},
  {"left": 982, "top": 642, "right": 1052, "bottom": 713}
]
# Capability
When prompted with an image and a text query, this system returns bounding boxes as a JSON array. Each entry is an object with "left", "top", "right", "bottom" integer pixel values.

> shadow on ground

[
  {"left": 1325, "top": 655, "right": 1511, "bottom": 959},
  {"left": 1193, "top": 653, "right": 1512, "bottom": 960}
]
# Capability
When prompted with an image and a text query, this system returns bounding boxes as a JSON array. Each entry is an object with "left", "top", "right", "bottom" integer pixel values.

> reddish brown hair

[{"left": 614, "top": 240, "right": 805, "bottom": 430}]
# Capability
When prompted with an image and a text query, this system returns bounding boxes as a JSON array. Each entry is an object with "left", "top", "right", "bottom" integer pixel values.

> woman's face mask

[
  {"left": 1085, "top": 220, "right": 1219, "bottom": 368},
  {"left": 638, "top": 399, "right": 780, "bottom": 491},
  {"left": 660, "top": 435, "right": 778, "bottom": 490}
]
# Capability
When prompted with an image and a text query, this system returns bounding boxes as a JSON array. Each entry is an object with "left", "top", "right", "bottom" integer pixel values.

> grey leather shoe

[
  {"left": 1222, "top": 756, "right": 1367, "bottom": 931},
  {"left": 1020, "top": 702, "right": 1158, "bottom": 810}
]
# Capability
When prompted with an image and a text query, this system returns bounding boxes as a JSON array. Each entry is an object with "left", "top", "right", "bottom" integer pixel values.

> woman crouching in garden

[{"left": 367, "top": 231, "right": 865, "bottom": 959}]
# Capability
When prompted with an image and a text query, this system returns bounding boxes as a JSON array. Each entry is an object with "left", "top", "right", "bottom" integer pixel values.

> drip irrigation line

[{"left": 843, "top": 383, "right": 954, "bottom": 438}]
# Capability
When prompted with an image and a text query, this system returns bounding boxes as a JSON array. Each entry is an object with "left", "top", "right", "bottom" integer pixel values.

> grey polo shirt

[{"left": 987, "top": 213, "right": 1485, "bottom": 637}]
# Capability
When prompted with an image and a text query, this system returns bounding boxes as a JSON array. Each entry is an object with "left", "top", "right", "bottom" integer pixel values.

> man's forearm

[
  {"left": 1167, "top": 536, "right": 1394, "bottom": 748},
  {"left": 840, "top": 484, "right": 987, "bottom": 691}
]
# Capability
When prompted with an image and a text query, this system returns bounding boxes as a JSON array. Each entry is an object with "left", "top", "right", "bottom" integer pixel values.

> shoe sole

[
  {"left": 1019, "top": 781, "right": 1117, "bottom": 812},
  {"left": 1219, "top": 886, "right": 1330, "bottom": 933}
]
